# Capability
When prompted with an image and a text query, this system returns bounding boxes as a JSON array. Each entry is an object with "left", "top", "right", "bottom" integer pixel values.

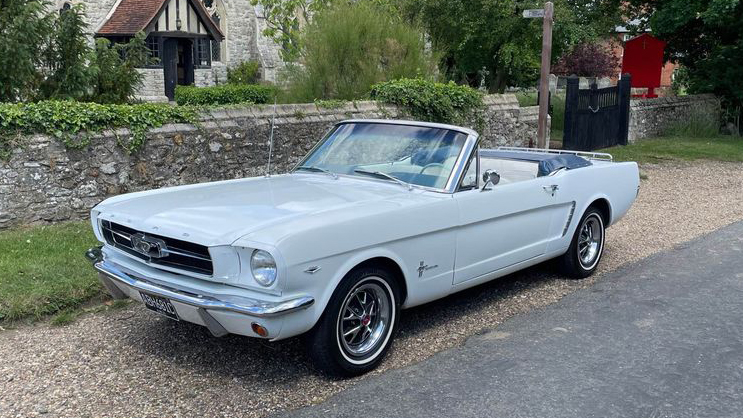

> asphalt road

[{"left": 278, "top": 220, "right": 743, "bottom": 418}]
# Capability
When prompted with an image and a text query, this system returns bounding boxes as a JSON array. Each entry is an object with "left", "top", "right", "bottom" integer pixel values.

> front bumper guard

[{"left": 87, "top": 247, "right": 315, "bottom": 336}]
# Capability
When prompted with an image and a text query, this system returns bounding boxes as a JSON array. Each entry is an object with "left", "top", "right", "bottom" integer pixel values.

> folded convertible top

[{"left": 480, "top": 150, "right": 592, "bottom": 177}]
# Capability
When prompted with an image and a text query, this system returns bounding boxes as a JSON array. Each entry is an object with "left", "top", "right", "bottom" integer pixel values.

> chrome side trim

[
  {"left": 562, "top": 201, "right": 577, "bottom": 237},
  {"left": 94, "top": 260, "right": 314, "bottom": 318}
]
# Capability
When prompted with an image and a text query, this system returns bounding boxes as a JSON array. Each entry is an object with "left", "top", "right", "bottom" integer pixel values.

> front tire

[
  {"left": 558, "top": 208, "right": 606, "bottom": 279},
  {"left": 306, "top": 266, "right": 400, "bottom": 376}
]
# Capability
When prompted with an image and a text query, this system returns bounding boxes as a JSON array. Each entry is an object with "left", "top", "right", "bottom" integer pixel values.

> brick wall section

[
  {"left": 0, "top": 95, "right": 541, "bottom": 229},
  {"left": 628, "top": 94, "right": 720, "bottom": 142}
]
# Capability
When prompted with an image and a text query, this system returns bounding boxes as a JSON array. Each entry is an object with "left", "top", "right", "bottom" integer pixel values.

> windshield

[{"left": 296, "top": 122, "right": 468, "bottom": 189}]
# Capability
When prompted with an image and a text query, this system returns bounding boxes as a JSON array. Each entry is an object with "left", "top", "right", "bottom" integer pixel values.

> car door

[{"left": 452, "top": 156, "right": 568, "bottom": 285}]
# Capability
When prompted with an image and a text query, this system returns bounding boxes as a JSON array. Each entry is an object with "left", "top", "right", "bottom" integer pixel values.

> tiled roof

[
  {"left": 97, "top": 0, "right": 223, "bottom": 39},
  {"left": 97, "top": 0, "right": 167, "bottom": 36}
]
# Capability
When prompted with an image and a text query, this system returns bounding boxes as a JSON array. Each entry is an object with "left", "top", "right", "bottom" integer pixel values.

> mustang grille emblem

[{"left": 130, "top": 233, "right": 168, "bottom": 258}]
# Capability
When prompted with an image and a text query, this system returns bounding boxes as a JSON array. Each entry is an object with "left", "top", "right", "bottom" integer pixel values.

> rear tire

[
  {"left": 558, "top": 208, "right": 605, "bottom": 279},
  {"left": 305, "top": 266, "right": 400, "bottom": 377}
]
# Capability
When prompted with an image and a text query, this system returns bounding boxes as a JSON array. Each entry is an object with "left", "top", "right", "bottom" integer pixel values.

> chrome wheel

[
  {"left": 578, "top": 214, "right": 603, "bottom": 270},
  {"left": 337, "top": 278, "right": 392, "bottom": 359}
]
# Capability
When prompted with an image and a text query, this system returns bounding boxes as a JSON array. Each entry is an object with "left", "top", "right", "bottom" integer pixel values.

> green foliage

[
  {"left": 88, "top": 33, "right": 151, "bottom": 104},
  {"left": 1, "top": 1, "right": 149, "bottom": 104},
  {"left": 227, "top": 61, "right": 263, "bottom": 84},
  {"left": 0, "top": 0, "right": 55, "bottom": 101},
  {"left": 39, "top": 4, "right": 93, "bottom": 100},
  {"left": 671, "top": 67, "right": 689, "bottom": 96},
  {"left": 370, "top": 78, "right": 484, "bottom": 125},
  {"left": 249, "top": 0, "right": 333, "bottom": 61},
  {"left": 283, "top": 1, "right": 437, "bottom": 102},
  {"left": 174, "top": 84, "right": 277, "bottom": 105},
  {"left": 549, "top": 94, "right": 566, "bottom": 140},
  {"left": 0, "top": 101, "right": 198, "bottom": 155},
  {"left": 400, "top": 0, "right": 623, "bottom": 92},
  {"left": 628, "top": 0, "right": 743, "bottom": 133}
]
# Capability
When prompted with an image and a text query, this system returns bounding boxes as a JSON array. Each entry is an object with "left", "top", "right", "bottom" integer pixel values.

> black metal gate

[{"left": 562, "top": 75, "right": 631, "bottom": 151}]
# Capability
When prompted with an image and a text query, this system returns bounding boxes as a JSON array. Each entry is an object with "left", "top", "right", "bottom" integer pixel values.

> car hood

[{"left": 94, "top": 173, "right": 424, "bottom": 246}]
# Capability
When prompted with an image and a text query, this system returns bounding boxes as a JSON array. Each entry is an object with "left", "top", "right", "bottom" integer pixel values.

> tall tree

[
  {"left": 250, "top": 0, "right": 333, "bottom": 61},
  {"left": 40, "top": 4, "right": 94, "bottom": 100},
  {"left": 0, "top": 0, "right": 55, "bottom": 101},
  {"left": 628, "top": 0, "right": 743, "bottom": 130},
  {"left": 399, "top": 0, "right": 623, "bottom": 92}
]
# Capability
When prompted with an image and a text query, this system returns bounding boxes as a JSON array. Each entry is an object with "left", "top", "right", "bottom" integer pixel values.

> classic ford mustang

[{"left": 86, "top": 119, "right": 639, "bottom": 375}]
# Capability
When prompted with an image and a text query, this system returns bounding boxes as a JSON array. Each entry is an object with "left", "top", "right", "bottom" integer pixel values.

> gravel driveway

[{"left": 1, "top": 161, "right": 742, "bottom": 418}]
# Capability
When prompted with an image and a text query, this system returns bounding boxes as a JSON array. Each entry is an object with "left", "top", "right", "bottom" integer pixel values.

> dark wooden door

[
  {"left": 177, "top": 39, "right": 194, "bottom": 86},
  {"left": 163, "top": 38, "right": 178, "bottom": 101},
  {"left": 562, "top": 75, "right": 632, "bottom": 151},
  {"left": 163, "top": 38, "right": 195, "bottom": 101}
]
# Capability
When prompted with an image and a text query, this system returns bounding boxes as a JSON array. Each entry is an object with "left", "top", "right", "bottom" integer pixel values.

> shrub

[
  {"left": 0, "top": 0, "right": 55, "bottom": 101},
  {"left": 87, "top": 33, "right": 151, "bottom": 104},
  {"left": 39, "top": 4, "right": 93, "bottom": 101},
  {"left": 553, "top": 42, "right": 619, "bottom": 78},
  {"left": 174, "top": 84, "right": 277, "bottom": 105},
  {"left": 370, "top": 78, "right": 484, "bottom": 125},
  {"left": 282, "top": 1, "right": 438, "bottom": 102},
  {"left": 227, "top": 61, "right": 262, "bottom": 85},
  {"left": 0, "top": 101, "right": 198, "bottom": 157}
]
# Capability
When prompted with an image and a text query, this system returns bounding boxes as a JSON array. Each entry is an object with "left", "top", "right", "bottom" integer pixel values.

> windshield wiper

[
  {"left": 353, "top": 169, "right": 414, "bottom": 191},
  {"left": 295, "top": 165, "right": 338, "bottom": 179}
]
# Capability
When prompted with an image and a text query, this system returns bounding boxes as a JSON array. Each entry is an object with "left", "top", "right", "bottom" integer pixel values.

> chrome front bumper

[{"left": 87, "top": 247, "right": 315, "bottom": 337}]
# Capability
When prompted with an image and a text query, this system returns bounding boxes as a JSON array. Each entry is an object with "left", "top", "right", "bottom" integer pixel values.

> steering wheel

[{"left": 419, "top": 163, "right": 444, "bottom": 175}]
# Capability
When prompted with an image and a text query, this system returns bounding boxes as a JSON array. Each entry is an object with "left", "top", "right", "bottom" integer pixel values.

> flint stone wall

[
  {"left": 628, "top": 94, "right": 721, "bottom": 142},
  {"left": 0, "top": 95, "right": 541, "bottom": 229}
]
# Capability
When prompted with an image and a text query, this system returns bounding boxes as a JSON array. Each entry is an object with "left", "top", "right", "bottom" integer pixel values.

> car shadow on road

[{"left": 120, "top": 261, "right": 575, "bottom": 386}]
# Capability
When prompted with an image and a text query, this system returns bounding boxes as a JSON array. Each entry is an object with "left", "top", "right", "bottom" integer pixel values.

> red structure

[{"left": 620, "top": 33, "right": 666, "bottom": 98}]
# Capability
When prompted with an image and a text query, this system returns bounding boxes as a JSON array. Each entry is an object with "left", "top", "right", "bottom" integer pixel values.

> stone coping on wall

[
  {"left": 630, "top": 93, "right": 718, "bottom": 109},
  {"left": 96, "top": 95, "right": 525, "bottom": 139}
]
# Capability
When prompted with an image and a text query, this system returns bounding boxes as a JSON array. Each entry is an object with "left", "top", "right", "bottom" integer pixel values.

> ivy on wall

[
  {"left": 0, "top": 101, "right": 198, "bottom": 159},
  {"left": 370, "top": 78, "right": 484, "bottom": 126}
]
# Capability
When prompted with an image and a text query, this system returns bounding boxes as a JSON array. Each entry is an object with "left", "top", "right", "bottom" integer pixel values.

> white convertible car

[{"left": 86, "top": 119, "right": 639, "bottom": 375}]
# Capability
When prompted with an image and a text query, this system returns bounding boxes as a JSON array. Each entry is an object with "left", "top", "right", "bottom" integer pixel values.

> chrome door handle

[{"left": 543, "top": 185, "right": 559, "bottom": 196}]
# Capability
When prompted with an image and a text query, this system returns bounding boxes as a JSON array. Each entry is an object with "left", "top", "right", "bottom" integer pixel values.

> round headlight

[{"left": 250, "top": 249, "right": 277, "bottom": 287}]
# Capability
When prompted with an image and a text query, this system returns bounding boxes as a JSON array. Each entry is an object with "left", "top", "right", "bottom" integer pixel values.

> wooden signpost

[{"left": 524, "top": 2, "right": 554, "bottom": 149}]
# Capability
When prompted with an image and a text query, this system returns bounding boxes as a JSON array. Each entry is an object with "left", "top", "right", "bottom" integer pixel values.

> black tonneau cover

[{"left": 480, "top": 150, "right": 592, "bottom": 177}]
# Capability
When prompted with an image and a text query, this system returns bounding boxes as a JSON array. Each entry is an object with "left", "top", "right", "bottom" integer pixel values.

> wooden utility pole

[{"left": 536, "top": 2, "right": 554, "bottom": 149}]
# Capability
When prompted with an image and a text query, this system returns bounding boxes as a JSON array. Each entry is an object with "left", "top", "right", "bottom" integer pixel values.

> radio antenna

[{"left": 265, "top": 97, "right": 277, "bottom": 178}]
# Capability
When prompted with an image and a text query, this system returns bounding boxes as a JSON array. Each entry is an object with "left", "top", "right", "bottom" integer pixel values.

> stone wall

[
  {"left": 628, "top": 94, "right": 721, "bottom": 142},
  {"left": 134, "top": 69, "right": 169, "bottom": 103},
  {"left": 0, "top": 95, "right": 541, "bottom": 229}
]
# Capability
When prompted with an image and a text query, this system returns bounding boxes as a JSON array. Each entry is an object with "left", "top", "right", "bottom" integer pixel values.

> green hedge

[
  {"left": 370, "top": 78, "right": 484, "bottom": 125},
  {"left": 0, "top": 100, "right": 197, "bottom": 157},
  {"left": 174, "top": 84, "right": 276, "bottom": 106}
]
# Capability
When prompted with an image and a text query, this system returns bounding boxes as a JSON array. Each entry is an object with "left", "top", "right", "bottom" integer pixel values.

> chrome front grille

[{"left": 100, "top": 220, "right": 213, "bottom": 276}]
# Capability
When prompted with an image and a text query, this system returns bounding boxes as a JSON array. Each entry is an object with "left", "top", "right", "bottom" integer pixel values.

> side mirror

[{"left": 481, "top": 169, "right": 500, "bottom": 192}]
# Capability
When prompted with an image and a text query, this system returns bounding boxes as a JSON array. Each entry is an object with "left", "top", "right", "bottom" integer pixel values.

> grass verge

[
  {"left": 602, "top": 135, "right": 743, "bottom": 164},
  {"left": 0, "top": 221, "right": 101, "bottom": 323}
]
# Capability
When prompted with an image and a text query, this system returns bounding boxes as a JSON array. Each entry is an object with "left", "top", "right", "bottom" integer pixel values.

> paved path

[{"left": 279, "top": 220, "right": 743, "bottom": 418}]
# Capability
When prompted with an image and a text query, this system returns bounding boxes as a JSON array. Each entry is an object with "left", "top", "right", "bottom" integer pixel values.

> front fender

[{"left": 275, "top": 246, "right": 412, "bottom": 339}]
